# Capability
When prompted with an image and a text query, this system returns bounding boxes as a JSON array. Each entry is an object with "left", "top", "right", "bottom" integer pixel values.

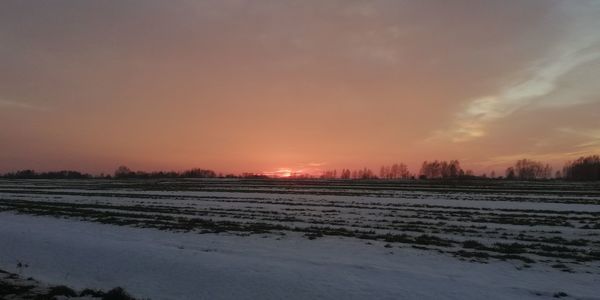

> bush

[
  {"left": 493, "top": 242, "right": 527, "bottom": 254},
  {"left": 304, "top": 232, "right": 323, "bottom": 240},
  {"left": 103, "top": 287, "right": 136, "bottom": 300},
  {"left": 553, "top": 291, "right": 568, "bottom": 298},
  {"left": 455, "top": 250, "right": 489, "bottom": 259},
  {"left": 80, "top": 288, "right": 106, "bottom": 297},
  {"left": 46, "top": 285, "right": 77, "bottom": 297},
  {"left": 414, "top": 234, "right": 453, "bottom": 247},
  {"left": 462, "top": 240, "right": 486, "bottom": 250}
]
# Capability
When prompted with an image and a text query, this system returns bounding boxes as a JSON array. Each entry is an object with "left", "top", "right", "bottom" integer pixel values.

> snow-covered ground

[
  {"left": 1, "top": 179, "right": 600, "bottom": 299},
  {"left": 0, "top": 213, "right": 598, "bottom": 300}
]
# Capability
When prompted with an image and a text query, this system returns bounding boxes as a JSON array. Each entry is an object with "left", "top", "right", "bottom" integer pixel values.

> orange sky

[{"left": 1, "top": 1, "right": 599, "bottom": 175}]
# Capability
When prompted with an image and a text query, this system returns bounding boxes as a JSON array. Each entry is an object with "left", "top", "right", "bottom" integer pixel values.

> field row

[{"left": 1, "top": 179, "right": 599, "bottom": 271}]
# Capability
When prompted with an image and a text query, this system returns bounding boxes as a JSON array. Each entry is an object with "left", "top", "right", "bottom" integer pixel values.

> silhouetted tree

[
  {"left": 9, "top": 170, "right": 37, "bottom": 179},
  {"left": 340, "top": 169, "right": 351, "bottom": 179},
  {"left": 511, "top": 159, "right": 552, "bottom": 180},
  {"left": 563, "top": 155, "right": 600, "bottom": 181},
  {"left": 2, "top": 169, "right": 91, "bottom": 179},
  {"left": 350, "top": 168, "right": 376, "bottom": 179},
  {"left": 505, "top": 167, "right": 516, "bottom": 180},
  {"left": 419, "top": 160, "right": 463, "bottom": 179},
  {"left": 181, "top": 168, "right": 216, "bottom": 178},
  {"left": 555, "top": 170, "right": 562, "bottom": 179},
  {"left": 241, "top": 172, "right": 269, "bottom": 179},
  {"left": 114, "top": 166, "right": 135, "bottom": 179},
  {"left": 380, "top": 163, "right": 411, "bottom": 179},
  {"left": 320, "top": 170, "right": 337, "bottom": 179}
]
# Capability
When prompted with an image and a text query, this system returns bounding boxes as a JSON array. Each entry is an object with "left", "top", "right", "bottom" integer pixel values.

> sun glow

[
  {"left": 260, "top": 168, "right": 300, "bottom": 178},
  {"left": 276, "top": 168, "right": 293, "bottom": 178},
  {"left": 259, "top": 166, "right": 324, "bottom": 178}
]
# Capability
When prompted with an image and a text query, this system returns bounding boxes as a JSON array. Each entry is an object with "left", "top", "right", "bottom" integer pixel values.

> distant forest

[{"left": 2, "top": 155, "right": 599, "bottom": 181}]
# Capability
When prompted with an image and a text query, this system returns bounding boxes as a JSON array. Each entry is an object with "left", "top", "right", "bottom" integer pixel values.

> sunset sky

[{"left": 1, "top": 0, "right": 599, "bottom": 175}]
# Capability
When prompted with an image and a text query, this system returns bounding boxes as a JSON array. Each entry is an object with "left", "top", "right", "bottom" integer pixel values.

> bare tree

[
  {"left": 380, "top": 163, "right": 411, "bottom": 179},
  {"left": 512, "top": 159, "right": 552, "bottom": 180},
  {"left": 340, "top": 169, "right": 351, "bottom": 179},
  {"left": 320, "top": 169, "right": 338, "bottom": 179},
  {"left": 563, "top": 155, "right": 600, "bottom": 181},
  {"left": 114, "top": 165, "right": 134, "bottom": 178},
  {"left": 420, "top": 160, "right": 463, "bottom": 179}
]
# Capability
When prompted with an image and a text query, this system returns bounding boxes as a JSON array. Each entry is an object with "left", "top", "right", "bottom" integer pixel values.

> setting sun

[{"left": 270, "top": 168, "right": 294, "bottom": 178}]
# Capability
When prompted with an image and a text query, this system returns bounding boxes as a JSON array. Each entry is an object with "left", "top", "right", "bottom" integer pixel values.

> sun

[{"left": 277, "top": 169, "right": 293, "bottom": 177}]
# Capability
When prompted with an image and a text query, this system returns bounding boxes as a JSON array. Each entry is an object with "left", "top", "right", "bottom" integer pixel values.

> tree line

[
  {"left": 562, "top": 155, "right": 600, "bottom": 181},
  {"left": 500, "top": 156, "right": 599, "bottom": 181},
  {"left": 504, "top": 159, "right": 552, "bottom": 180},
  {"left": 0, "top": 167, "right": 220, "bottom": 180},
  {"left": 1, "top": 155, "right": 599, "bottom": 181},
  {"left": 321, "top": 161, "right": 471, "bottom": 180},
  {"left": 113, "top": 166, "right": 218, "bottom": 179},
  {"left": 321, "top": 155, "right": 600, "bottom": 181},
  {"left": 1, "top": 170, "right": 92, "bottom": 179}
]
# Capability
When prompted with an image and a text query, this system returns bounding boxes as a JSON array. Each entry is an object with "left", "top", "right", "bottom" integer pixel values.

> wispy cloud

[
  {"left": 0, "top": 99, "right": 51, "bottom": 112},
  {"left": 557, "top": 127, "right": 600, "bottom": 149},
  {"left": 444, "top": 49, "right": 599, "bottom": 143},
  {"left": 434, "top": 4, "right": 600, "bottom": 143},
  {"left": 487, "top": 148, "right": 597, "bottom": 167},
  {"left": 307, "top": 162, "right": 325, "bottom": 167}
]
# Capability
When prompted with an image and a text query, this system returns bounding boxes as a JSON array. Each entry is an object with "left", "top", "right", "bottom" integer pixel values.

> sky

[{"left": 1, "top": 0, "right": 600, "bottom": 175}]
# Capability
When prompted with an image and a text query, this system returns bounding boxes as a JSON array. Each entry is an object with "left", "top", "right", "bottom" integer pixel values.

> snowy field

[{"left": 1, "top": 179, "right": 599, "bottom": 299}]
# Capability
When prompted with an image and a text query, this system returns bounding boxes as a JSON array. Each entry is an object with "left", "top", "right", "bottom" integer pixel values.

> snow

[
  {"left": 3, "top": 187, "right": 600, "bottom": 212},
  {"left": 1, "top": 213, "right": 599, "bottom": 300}
]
